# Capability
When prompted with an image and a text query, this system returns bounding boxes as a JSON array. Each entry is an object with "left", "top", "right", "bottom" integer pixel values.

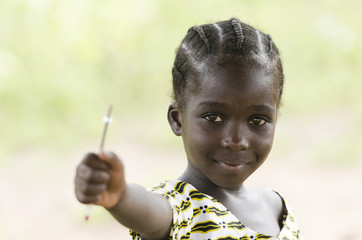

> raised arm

[{"left": 74, "top": 152, "right": 173, "bottom": 240}]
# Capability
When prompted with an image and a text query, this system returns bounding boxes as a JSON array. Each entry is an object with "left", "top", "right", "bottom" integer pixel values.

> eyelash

[
  {"left": 201, "top": 113, "right": 269, "bottom": 127},
  {"left": 202, "top": 113, "right": 224, "bottom": 123},
  {"left": 249, "top": 116, "right": 268, "bottom": 126}
]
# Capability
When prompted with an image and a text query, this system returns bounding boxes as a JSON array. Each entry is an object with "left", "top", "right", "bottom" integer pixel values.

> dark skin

[
  {"left": 75, "top": 152, "right": 172, "bottom": 240},
  {"left": 74, "top": 60, "right": 284, "bottom": 239}
]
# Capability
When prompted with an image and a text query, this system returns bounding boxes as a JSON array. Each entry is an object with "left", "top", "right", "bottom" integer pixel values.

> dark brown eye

[
  {"left": 249, "top": 117, "right": 266, "bottom": 126},
  {"left": 203, "top": 113, "right": 223, "bottom": 122}
]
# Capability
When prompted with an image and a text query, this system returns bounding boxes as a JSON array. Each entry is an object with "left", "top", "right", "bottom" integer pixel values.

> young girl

[{"left": 75, "top": 18, "right": 302, "bottom": 240}]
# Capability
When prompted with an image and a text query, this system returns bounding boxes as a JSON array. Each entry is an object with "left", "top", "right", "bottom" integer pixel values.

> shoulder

[
  {"left": 261, "top": 188, "right": 283, "bottom": 209},
  {"left": 149, "top": 180, "right": 200, "bottom": 203},
  {"left": 250, "top": 187, "right": 285, "bottom": 219},
  {"left": 149, "top": 180, "right": 192, "bottom": 193}
]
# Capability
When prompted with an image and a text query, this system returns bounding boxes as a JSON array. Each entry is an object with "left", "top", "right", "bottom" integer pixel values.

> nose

[{"left": 220, "top": 123, "right": 249, "bottom": 151}]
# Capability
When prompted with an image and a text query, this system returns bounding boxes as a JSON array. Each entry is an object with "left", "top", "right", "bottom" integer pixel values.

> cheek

[
  {"left": 254, "top": 127, "right": 275, "bottom": 158},
  {"left": 186, "top": 124, "right": 215, "bottom": 149},
  {"left": 182, "top": 120, "right": 219, "bottom": 156}
]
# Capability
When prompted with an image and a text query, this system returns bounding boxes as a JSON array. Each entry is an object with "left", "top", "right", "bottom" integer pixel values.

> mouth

[{"left": 214, "top": 160, "right": 251, "bottom": 171}]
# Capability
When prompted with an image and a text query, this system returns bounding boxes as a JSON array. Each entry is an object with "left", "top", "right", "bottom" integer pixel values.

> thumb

[{"left": 98, "top": 151, "right": 123, "bottom": 172}]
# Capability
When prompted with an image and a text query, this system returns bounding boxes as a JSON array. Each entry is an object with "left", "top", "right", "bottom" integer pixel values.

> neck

[{"left": 178, "top": 162, "right": 247, "bottom": 200}]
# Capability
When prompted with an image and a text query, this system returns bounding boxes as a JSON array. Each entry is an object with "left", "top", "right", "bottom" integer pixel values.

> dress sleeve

[
  {"left": 129, "top": 181, "right": 187, "bottom": 240},
  {"left": 275, "top": 191, "right": 304, "bottom": 240}
]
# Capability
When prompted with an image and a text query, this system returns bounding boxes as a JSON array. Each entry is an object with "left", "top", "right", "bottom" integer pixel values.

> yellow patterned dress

[{"left": 130, "top": 180, "right": 302, "bottom": 240}]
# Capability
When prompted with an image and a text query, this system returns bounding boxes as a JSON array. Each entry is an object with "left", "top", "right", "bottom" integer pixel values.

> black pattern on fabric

[{"left": 130, "top": 180, "right": 303, "bottom": 240}]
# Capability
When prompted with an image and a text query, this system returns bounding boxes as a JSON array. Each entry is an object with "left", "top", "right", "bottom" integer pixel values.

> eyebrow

[
  {"left": 197, "top": 101, "right": 275, "bottom": 114},
  {"left": 196, "top": 101, "right": 228, "bottom": 109},
  {"left": 250, "top": 105, "right": 275, "bottom": 114}
]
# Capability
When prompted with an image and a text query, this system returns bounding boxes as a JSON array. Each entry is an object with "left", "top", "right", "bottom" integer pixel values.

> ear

[{"left": 167, "top": 102, "right": 182, "bottom": 136}]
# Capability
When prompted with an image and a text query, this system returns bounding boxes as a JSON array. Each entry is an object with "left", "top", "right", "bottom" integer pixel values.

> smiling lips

[
  {"left": 212, "top": 152, "right": 254, "bottom": 170},
  {"left": 214, "top": 159, "right": 252, "bottom": 171}
]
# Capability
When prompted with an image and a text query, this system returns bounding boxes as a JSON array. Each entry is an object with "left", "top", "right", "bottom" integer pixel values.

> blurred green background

[
  {"left": 0, "top": 0, "right": 361, "bottom": 239},
  {"left": 1, "top": 0, "right": 361, "bottom": 164}
]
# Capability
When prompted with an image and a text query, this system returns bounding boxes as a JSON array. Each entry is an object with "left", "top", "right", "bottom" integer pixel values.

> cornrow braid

[
  {"left": 230, "top": 18, "right": 244, "bottom": 51},
  {"left": 172, "top": 18, "right": 284, "bottom": 108},
  {"left": 172, "top": 66, "right": 184, "bottom": 82},
  {"left": 267, "top": 34, "right": 273, "bottom": 54},
  {"left": 188, "top": 26, "right": 210, "bottom": 52}
]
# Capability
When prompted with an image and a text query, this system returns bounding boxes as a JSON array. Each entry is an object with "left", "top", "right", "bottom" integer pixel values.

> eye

[
  {"left": 249, "top": 117, "right": 267, "bottom": 126},
  {"left": 202, "top": 113, "right": 223, "bottom": 123}
]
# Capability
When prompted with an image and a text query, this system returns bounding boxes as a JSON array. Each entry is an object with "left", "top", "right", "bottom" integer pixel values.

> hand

[{"left": 74, "top": 152, "right": 126, "bottom": 209}]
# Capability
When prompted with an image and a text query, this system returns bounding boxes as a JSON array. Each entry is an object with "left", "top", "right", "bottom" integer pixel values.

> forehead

[{"left": 185, "top": 61, "right": 278, "bottom": 108}]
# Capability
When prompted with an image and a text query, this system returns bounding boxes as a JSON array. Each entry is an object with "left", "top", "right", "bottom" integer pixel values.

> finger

[
  {"left": 82, "top": 152, "right": 109, "bottom": 170},
  {"left": 75, "top": 177, "right": 107, "bottom": 195},
  {"left": 76, "top": 164, "right": 110, "bottom": 183},
  {"left": 98, "top": 151, "right": 123, "bottom": 172},
  {"left": 75, "top": 189, "right": 101, "bottom": 204}
]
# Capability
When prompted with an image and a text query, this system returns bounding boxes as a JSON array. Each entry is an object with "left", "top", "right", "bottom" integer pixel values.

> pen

[{"left": 85, "top": 105, "right": 113, "bottom": 221}]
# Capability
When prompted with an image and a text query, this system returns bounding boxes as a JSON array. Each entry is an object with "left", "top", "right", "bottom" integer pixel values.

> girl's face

[{"left": 171, "top": 62, "right": 278, "bottom": 188}]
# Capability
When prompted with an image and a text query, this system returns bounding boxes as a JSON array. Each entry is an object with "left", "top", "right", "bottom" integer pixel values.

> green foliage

[{"left": 0, "top": 0, "right": 361, "bottom": 164}]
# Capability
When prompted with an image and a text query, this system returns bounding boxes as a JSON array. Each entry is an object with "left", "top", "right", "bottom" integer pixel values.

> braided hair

[{"left": 172, "top": 18, "right": 284, "bottom": 108}]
